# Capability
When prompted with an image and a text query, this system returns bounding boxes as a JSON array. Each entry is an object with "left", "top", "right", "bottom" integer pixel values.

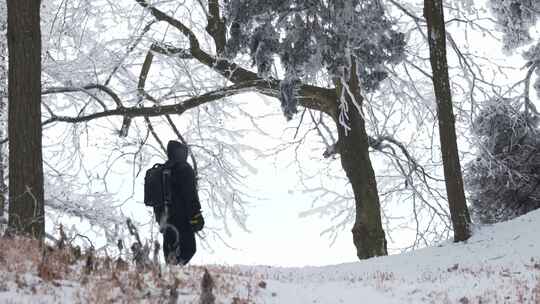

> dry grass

[
  {"left": 0, "top": 235, "right": 264, "bottom": 304},
  {"left": 3, "top": 234, "right": 538, "bottom": 303}
]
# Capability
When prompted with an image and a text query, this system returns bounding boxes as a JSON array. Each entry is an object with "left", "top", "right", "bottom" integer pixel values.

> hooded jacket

[{"left": 164, "top": 140, "right": 201, "bottom": 224}]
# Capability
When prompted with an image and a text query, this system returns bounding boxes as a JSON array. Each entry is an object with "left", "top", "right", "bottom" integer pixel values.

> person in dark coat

[{"left": 156, "top": 140, "right": 203, "bottom": 265}]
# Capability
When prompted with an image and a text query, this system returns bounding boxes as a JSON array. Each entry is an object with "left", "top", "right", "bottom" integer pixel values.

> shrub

[{"left": 466, "top": 99, "right": 540, "bottom": 223}]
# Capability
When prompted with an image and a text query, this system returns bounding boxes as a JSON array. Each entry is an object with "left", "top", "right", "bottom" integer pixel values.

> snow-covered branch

[{"left": 42, "top": 81, "right": 263, "bottom": 125}]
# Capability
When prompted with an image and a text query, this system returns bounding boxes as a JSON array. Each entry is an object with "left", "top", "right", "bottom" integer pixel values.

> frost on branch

[
  {"left": 457, "top": 0, "right": 476, "bottom": 14},
  {"left": 465, "top": 99, "right": 540, "bottom": 224},
  {"left": 488, "top": 0, "right": 540, "bottom": 51},
  {"left": 44, "top": 175, "right": 125, "bottom": 244},
  {"left": 224, "top": 0, "right": 405, "bottom": 118},
  {"left": 523, "top": 42, "right": 540, "bottom": 99},
  {"left": 279, "top": 75, "right": 300, "bottom": 121},
  {"left": 488, "top": 1, "right": 540, "bottom": 97},
  {"left": 249, "top": 24, "right": 279, "bottom": 78},
  {"left": 224, "top": 21, "right": 244, "bottom": 59}
]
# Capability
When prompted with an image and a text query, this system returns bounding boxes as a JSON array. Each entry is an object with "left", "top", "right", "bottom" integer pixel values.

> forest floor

[{"left": 0, "top": 209, "right": 540, "bottom": 303}]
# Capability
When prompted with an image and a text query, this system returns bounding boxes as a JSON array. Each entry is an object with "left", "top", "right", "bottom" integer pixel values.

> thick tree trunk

[
  {"left": 0, "top": 1, "right": 7, "bottom": 220},
  {"left": 335, "top": 58, "right": 387, "bottom": 259},
  {"left": 7, "top": 0, "right": 44, "bottom": 238},
  {"left": 424, "top": 0, "right": 471, "bottom": 242}
]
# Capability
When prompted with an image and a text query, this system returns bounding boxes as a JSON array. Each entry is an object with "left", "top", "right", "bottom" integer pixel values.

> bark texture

[
  {"left": 424, "top": 0, "right": 471, "bottom": 242},
  {"left": 7, "top": 0, "right": 44, "bottom": 238},
  {"left": 0, "top": 1, "right": 7, "bottom": 219},
  {"left": 335, "top": 58, "right": 387, "bottom": 259}
]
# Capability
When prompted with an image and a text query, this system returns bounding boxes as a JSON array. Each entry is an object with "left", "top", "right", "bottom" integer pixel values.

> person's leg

[
  {"left": 177, "top": 227, "right": 196, "bottom": 265},
  {"left": 162, "top": 224, "right": 180, "bottom": 264}
]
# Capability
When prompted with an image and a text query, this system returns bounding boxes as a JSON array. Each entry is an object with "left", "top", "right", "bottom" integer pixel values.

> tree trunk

[
  {"left": 424, "top": 0, "right": 471, "bottom": 242},
  {"left": 7, "top": 0, "right": 44, "bottom": 238},
  {"left": 0, "top": 0, "right": 7, "bottom": 220},
  {"left": 335, "top": 58, "right": 387, "bottom": 259}
]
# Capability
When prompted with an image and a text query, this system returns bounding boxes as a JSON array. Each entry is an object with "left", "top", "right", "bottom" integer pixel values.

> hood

[{"left": 167, "top": 140, "right": 189, "bottom": 163}]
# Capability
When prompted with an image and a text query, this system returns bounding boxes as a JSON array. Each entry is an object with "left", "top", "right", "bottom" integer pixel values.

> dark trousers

[{"left": 162, "top": 220, "right": 196, "bottom": 265}]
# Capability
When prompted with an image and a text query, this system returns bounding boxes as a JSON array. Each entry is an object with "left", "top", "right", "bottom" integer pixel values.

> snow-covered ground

[
  {"left": 253, "top": 208, "right": 540, "bottom": 303},
  {"left": 1, "top": 209, "right": 540, "bottom": 303}
]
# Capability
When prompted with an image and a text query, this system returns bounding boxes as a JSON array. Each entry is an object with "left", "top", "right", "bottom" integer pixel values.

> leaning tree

[
  {"left": 214, "top": 0, "right": 408, "bottom": 257},
  {"left": 42, "top": 0, "right": 407, "bottom": 259},
  {"left": 137, "top": 0, "right": 406, "bottom": 258}
]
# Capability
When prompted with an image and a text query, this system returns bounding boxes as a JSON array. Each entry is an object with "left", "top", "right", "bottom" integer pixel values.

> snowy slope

[
  {"left": 0, "top": 209, "right": 539, "bottom": 303},
  {"left": 251, "top": 209, "right": 540, "bottom": 303}
]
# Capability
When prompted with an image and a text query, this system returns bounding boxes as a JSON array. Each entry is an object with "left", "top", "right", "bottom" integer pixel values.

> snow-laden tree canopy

[
  {"left": 489, "top": 1, "right": 540, "bottom": 110},
  {"left": 224, "top": 0, "right": 406, "bottom": 119},
  {"left": 488, "top": 0, "right": 540, "bottom": 51}
]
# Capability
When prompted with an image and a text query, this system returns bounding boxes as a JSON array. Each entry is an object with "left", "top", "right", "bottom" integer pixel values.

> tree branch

[
  {"left": 205, "top": 0, "right": 226, "bottom": 55},
  {"left": 523, "top": 61, "right": 540, "bottom": 121},
  {"left": 133, "top": 0, "right": 337, "bottom": 117},
  {"left": 43, "top": 81, "right": 263, "bottom": 125},
  {"left": 324, "top": 134, "right": 441, "bottom": 182},
  {"left": 105, "top": 20, "right": 157, "bottom": 85},
  {"left": 43, "top": 84, "right": 123, "bottom": 108},
  {"left": 134, "top": 0, "right": 201, "bottom": 52},
  {"left": 137, "top": 50, "right": 154, "bottom": 100},
  {"left": 150, "top": 42, "right": 192, "bottom": 58},
  {"left": 137, "top": 47, "right": 167, "bottom": 152},
  {"left": 388, "top": 0, "right": 424, "bottom": 22},
  {"left": 144, "top": 116, "right": 166, "bottom": 153},
  {"left": 164, "top": 114, "right": 198, "bottom": 179}
]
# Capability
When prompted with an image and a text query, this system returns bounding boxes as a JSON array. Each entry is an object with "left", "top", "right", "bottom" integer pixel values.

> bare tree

[
  {"left": 424, "top": 0, "right": 472, "bottom": 242},
  {"left": 7, "top": 0, "right": 44, "bottom": 238}
]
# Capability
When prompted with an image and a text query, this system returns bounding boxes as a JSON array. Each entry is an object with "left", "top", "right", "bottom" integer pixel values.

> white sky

[{"left": 193, "top": 157, "right": 360, "bottom": 267}]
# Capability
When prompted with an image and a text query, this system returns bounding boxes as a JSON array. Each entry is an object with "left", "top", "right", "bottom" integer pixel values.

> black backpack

[
  {"left": 144, "top": 161, "right": 205, "bottom": 234},
  {"left": 143, "top": 163, "right": 173, "bottom": 208}
]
